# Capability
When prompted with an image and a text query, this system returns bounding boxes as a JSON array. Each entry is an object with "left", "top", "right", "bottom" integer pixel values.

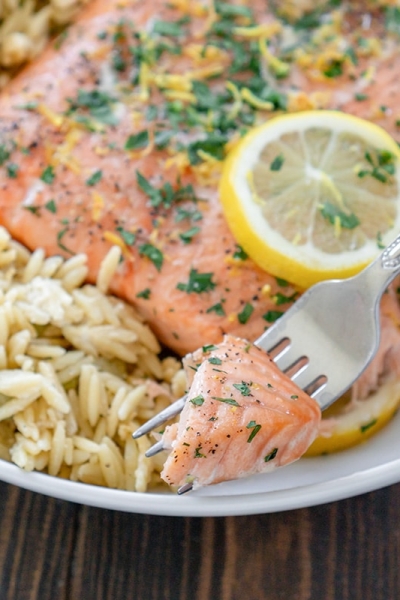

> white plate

[{"left": 1, "top": 408, "right": 400, "bottom": 516}]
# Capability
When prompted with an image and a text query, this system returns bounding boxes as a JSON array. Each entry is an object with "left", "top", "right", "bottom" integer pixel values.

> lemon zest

[
  {"left": 259, "top": 38, "right": 290, "bottom": 78},
  {"left": 334, "top": 215, "right": 342, "bottom": 238},
  {"left": 91, "top": 191, "right": 104, "bottom": 222},
  {"left": 163, "top": 90, "right": 196, "bottom": 103},
  {"left": 103, "top": 231, "right": 130, "bottom": 254},
  {"left": 233, "top": 22, "right": 282, "bottom": 38},
  {"left": 225, "top": 81, "right": 242, "bottom": 120},
  {"left": 36, "top": 104, "right": 64, "bottom": 128},
  {"left": 241, "top": 88, "right": 274, "bottom": 111}
]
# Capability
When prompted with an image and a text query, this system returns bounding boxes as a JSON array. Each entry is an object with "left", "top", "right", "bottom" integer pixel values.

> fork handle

[
  {"left": 362, "top": 233, "right": 400, "bottom": 298},
  {"left": 381, "top": 234, "right": 400, "bottom": 270}
]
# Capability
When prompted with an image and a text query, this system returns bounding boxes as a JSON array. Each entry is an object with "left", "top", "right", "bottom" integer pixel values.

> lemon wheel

[
  {"left": 304, "top": 379, "right": 400, "bottom": 456},
  {"left": 219, "top": 110, "right": 400, "bottom": 289}
]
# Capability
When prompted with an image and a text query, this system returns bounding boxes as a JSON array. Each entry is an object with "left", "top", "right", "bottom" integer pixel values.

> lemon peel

[
  {"left": 219, "top": 111, "right": 400, "bottom": 288},
  {"left": 305, "top": 379, "right": 400, "bottom": 456}
]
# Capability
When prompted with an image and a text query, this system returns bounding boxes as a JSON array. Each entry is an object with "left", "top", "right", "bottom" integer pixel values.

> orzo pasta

[{"left": 0, "top": 226, "right": 186, "bottom": 492}]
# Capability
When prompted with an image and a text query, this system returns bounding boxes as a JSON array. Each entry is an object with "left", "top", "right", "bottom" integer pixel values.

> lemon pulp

[{"left": 220, "top": 110, "right": 400, "bottom": 289}]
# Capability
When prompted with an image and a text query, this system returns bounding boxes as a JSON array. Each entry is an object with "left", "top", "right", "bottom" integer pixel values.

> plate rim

[{"left": 0, "top": 455, "right": 399, "bottom": 516}]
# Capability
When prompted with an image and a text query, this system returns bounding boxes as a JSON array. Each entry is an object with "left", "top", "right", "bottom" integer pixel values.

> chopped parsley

[
  {"left": 263, "top": 310, "right": 283, "bottom": 323},
  {"left": 57, "top": 228, "right": 74, "bottom": 255},
  {"left": 86, "top": 169, "right": 103, "bottom": 186},
  {"left": 273, "top": 292, "right": 297, "bottom": 305},
  {"left": 246, "top": 420, "right": 262, "bottom": 443},
  {"left": 40, "top": 165, "right": 55, "bottom": 184},
  {"left": 6, "top": 163, "right": 18, "bottom": 178},
  {"left": 202, "top": 344, "right": 218, "bottom": 353},
  {"left": 208, "top": 357, "right": 222, "bottom": 365},
  {"left": 238, "top": 302, "right": 254, "bottom": 324},
  {"left": 136, "top": 288, "right": 151, "bottom": 299},
  {"left": 320, "top": 202, "right": 360, "bottom": 230},
  {"left": 116, "top": 226, "right": 136, "bottom": 246},
  {"left": 153, "top": 19, "right": 185, "bottom": 37},
  {"left": 125, "top": 130, "right": 149, "bottom": 150},
  {"left": 233, "top": 381, "right": 251, "bottom": 396},
  {"left": 194, "top": 447, "right": 206, "bottom": 458},
  {"left": 45, "top": 199, "right": 57, "bottom": 213},
  {"left": 206, "top": 302, "right": 225, "bottom": 316},
  {"left": 190, "top": 395, "right": 205, "bottom": 406},
  {"left": 177, "top": 268, "right": 216, "bottom": 293},
  {"left": 264, "top": 448, "right": 278, "bottom": 462},
  {"left": 270, "top": 154, "right": 284, "bottom": 171},
  {"left": 138, "top": 243, "right": 163, "bottom": 271},
  {"left": 179, "top": 226, "right": 201, "bottom": 244},
  {"left": 211, "top": 396, "right": 241, "bottom": 407},
  {"left": 360, "top": 419, "right": 377, "bottom": 433},
  {"left": 66, "top": 89, "right": 119, "bottom": 126},
  {"left": 358, "top": 149, "right": 396, "bottom": 183},
  {"left": 232, "top": 245, "right": 248, "bottom": 260}
]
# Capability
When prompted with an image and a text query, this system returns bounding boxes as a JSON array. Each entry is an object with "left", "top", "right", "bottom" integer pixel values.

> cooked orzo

[{"left": 0, "top": 226, "right": 186, "bottom": 492}]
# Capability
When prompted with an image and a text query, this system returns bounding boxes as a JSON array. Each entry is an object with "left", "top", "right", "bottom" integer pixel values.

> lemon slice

[
  {"left": 219, "top": 110, "right": 400, "bottom": 288},
  {"left": 304, "top": 379, "right": 400, "bottom": 456}
]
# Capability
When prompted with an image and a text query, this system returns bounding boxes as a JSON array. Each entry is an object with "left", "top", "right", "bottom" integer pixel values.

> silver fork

[{"left": 133, "top": 234, "right": 400, "bottom": 493}]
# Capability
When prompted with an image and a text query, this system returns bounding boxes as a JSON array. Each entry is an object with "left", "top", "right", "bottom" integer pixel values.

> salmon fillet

[
  {"left": 161, "top": 334, "right": 321, "bottom": 488},
  {"left": 0, "top": 0, "right": 399, "bottom": 397}
]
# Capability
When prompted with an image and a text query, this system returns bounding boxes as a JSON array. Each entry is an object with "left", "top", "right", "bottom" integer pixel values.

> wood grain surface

[{"left": 0, "top": 481, "right": 399, "bottom": 600}]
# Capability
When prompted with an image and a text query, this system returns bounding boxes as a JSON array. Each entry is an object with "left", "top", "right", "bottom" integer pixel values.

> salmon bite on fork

[{"left": 133, "top": 236, "right": 400, "bottom": 493}]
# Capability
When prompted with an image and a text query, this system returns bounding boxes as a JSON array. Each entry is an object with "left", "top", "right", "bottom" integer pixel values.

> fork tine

[
  {"left": 177, "top": 482, "right": 193, "bottom": 495},
  {"left": 145, "top": 440, "right": 165, "bottom": 457},
  {"left": 132, "top": 395, "right": 187, "bottom": 439}
]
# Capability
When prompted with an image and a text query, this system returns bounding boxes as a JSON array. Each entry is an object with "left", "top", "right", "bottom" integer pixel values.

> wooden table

[{"left": 0, "top": 480, "right": 399, "bottom": 599}]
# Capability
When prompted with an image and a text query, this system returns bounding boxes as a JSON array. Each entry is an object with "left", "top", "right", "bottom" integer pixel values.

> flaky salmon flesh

[
  {"left": 1, "top": 2, "right": 400, "bottom": 404},
  {"left": 161, "top": 335, "right": 321, "bottom": 488}
]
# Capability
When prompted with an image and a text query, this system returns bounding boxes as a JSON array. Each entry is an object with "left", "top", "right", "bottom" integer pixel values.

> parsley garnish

[
  {"left": 208, "top": 357, "right": 222, "bottom": 365},
  {"left": 211, "top": 396, "right": 241, "bottom": 407},
  {"left": 116, "top": 226, "right": 136, "bottom": 246},
  {"left": 246, "top": 420, "right": 262, "bottom": 443},
  {"left": 6, "top": 163, "right": 18, "bottom": 178},
  {"left": 202, "top": 344, "right": 218, "bottom": 353},
  {"left": 125, "top": 130, "right": 149, "bottom": 150},
  {"left": 40, "top": 166, "right": 55, "bottom": 184},
  {"left": 175, "top": 207, "right": 203, "bottom": 222},
  {"left": 264, "top": 448, "right": 278, "bottom": 462},
  {"left": 57, "top": 228, "right": 74, "bottom": 255},
  {"left": 177, "top": 268, "right": 216, "bottom": 293},
  {"left": 238, "top": 302, "right": 253, "bottom": 324},
  {"left": 270, "top": 154, "right": 284, "bottom": 171},
  {"left": 190, "top": 395, "right": 205, "bottom": 406},
  {"left": 194, "top": 446, "right": 206, "bottom": 458},
  {"left": 206, "top": 302, "right": 226, "bottom": 316},
  {"left": 233, "top": 382, "right": 251, "bottom": 396},
  {"left": 45, "top": 200, "right": 57, "bottom": 213},
  {"left": 360, "top": 419, "right": 377, "bottom": 433},
  {"left": 67, "top": 89, "right": 119, "bottom": 126},
  {"left": 139, "top": 243, "right": 163, "bottom": 271},
  {"left": 179, "top": 226, "right": 201, "bottom": 244},
  {"left": 358, "top": 149, "right": 396, "bottom": 183},
  {"left": 153, "top": 20, "right": 184, "bottom": 37},
  {"left": 263, "top": 310, "right": 283, "bottom": 323},
  {"left": 320, "top": 203, "right": 360, "bottom": 230},
  {"left": 232, "top": 245, "right": 248, "bottom": 260},
  {"left": 136, "top": 288, "right": 151, "bottom": 299},
  {"left": 273, "top": 292, "right": 297, "bottom": 305},
  {"left": 86, "top": 169, "right": 103, "bottom": 186}
]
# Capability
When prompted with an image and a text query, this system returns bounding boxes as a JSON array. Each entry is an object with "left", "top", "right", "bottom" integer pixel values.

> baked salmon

[
  {"left": 161, "top": 334, "right": 321, "bottom": 488},
  {"left": 0, "top": 0, "right": 399, "bottom": 398}
]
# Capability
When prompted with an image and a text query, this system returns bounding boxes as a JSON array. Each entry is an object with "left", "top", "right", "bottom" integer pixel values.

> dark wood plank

[
  {"left": 0, "top": 480, "right": 399, "bottom": 600},
  {"left": 0, "top": 482, "right": 79, "bottom": 600}
]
